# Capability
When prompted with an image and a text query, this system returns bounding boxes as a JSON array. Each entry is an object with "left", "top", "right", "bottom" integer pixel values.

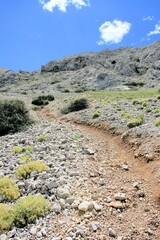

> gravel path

[{"left": 0, "top": 119, "right": 160, "bottom": 240}]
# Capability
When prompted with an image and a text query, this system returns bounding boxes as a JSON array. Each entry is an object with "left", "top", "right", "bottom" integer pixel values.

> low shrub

[
  {"left": 93, "top": 110, "right": 101, "bottom": 119},
  {"left": 61, "top": 98, "right": 88, "bottom": 114},
  {"left": 16, "top": 161, "right": 47, "bottom": 179},
  {"left": 12, "top": 195, "right": 50, "bottom": 227},
  {"left": 11, "top": 146, "right": 23, "bottom": 154},
  {"left": 0, "top": 204, "right": 14, "bottom": 233},
  {"left": 24, "top": 145, "right": 34, "bottom": 152},
  {"left": 155, "top": 118, "right": 160, "bottom": 127},
  {"left": 121, "top": 112, "right": 132, "bottom": 119},
  {"left": 127, "top": 116, "right": 144, "bottom": 128},
  {"left": 37, "top": 134, "right": 46, "bottom": 142},
  {"left": 0, "top": 177, "right": 20, "bottom": 201},
  {"left": 20, "top": 154, "right": 32, "bottom": 162},
  {"left": 0, "top": 99, "right": 32, "bottom": 136},
  {"left": 32, "top": 95, "right": 54, "bottom": 106}
]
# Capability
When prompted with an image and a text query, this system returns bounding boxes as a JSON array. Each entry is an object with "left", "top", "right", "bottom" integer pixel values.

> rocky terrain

[{"left": 0, "top": 41, "right": 160, "bottom": 240}]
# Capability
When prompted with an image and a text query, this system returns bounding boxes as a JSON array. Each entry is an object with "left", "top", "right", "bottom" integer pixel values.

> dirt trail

[{"left": 37, "top": 109, "right": 160, "bottom": 239}]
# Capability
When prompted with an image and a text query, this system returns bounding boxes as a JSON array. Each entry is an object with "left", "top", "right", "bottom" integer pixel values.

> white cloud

[
  {"left": 39, "top": 0, "right": 90, "bottom": 12},
  {"left": 143, "top": 16, "right": 154, "bottom": 22},
  {"left": 98, "top": 20, "right": 131, "bottom": 45},
  {"left": 148, "top": 23, "right": 160, "bottom": 36}
]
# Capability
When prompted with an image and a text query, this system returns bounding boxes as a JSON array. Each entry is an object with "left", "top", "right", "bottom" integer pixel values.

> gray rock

[
  {"left": 0, "top": 171, "right": 4, "bottom": 178},
  {"left": 53, "top": 203, "right": 61, "bottom": 213},
  {"left": 30, "top": 226, "right": 37, "bottom": 235},
  {"left": 41, "top": 227, "right": 47, "bottom": 236},
  {"left": 90, "top": 222, "right": 99, "bottom": 232},
  {"left": 93, "top": 202, "right": 103, "bottom": 211},
  {"left": 57, "top": 187, "right": 70, "bottom": 199},
  {"left": 78, "top": 201, "right": 94, "bottom": 212},
  {"left": 0, "top": 234, "right": 7, "bottom": 240},
  {"left": 47, "top": 181, "right": 58, "bottom": 189},
  {"left": 108, "top": 228, "right": 117, "bottom": 238},
  {"left": 0, "top": 70, "right": 21, "bottom": 87},
  {"left": 76, "top": 229, "right": 85, "bottom": 237}
]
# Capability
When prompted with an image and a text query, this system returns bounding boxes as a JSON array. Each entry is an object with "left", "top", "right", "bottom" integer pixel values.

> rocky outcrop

[
  {"left": 41, "top": 56, "right": 92, "bottom": 72},
  {"left": 40, "top": 41, "right": 160, "bottom": 90}
]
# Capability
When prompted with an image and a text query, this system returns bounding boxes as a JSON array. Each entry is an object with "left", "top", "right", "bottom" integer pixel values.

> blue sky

[{"left": 0, "top": 0, "right": 160, "bottom": 71}]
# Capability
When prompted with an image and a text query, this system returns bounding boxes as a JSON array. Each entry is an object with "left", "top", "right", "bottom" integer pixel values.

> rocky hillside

[
  {"left": 0, "top": 42, "right": 160, "bottom": 240},
  {"left": 0, "top": 41, "right": 160, "bottom": 92}
]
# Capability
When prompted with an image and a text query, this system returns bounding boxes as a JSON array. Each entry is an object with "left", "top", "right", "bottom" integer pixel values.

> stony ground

[{"left": 0, "top": 114, "right": 160, "bottom": 240}]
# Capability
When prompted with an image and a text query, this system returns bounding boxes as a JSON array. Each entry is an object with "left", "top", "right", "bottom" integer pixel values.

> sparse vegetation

[
  {"left": 12, "top": 146, "right": 23, "bottom": 154},
  {"left": 0, "top": 99, "right": 32, "bottom": 136},
  {"left": 12, "top": 195, "right": 50, "bottom": 227},
  {"left": 0, "top": 177, "right": 20, "bottom": 201},
  {"left": 93, "top": 110, "right": 101, "bottom": 119},
  {"left": 37, "top": 134, "right": 46, "bottom": 142},
  {"left": 72, "top": 134, "right": 80, "bottom": 141},
  {"left": 20, "top": 154, "right": 32, "bottom": 162},
  {"left": 0, "top": 204, "right": 14, "bottom": 233},
  {"left": 61, "top": 98, "right": 88, "bottom": 114},
  {"left": 155, "top": 118, "right": 160, "bottom": 127},
  {"left": 121, "top": 112, "right": 132, "bottom": 119},
  {"left": 16, "top": 161, "right": 47, "bottom": 179},
  {"left": 24, "top": 145, "right": 34, "bottom": 152},
  {"left": 31, "top": 94, "right": 54, "bottom": 106},
  {"left": 127, "top": 116, "right": 144, "bottom": 128}
]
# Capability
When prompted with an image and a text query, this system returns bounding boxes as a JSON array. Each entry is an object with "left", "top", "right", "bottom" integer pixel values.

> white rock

[
  {"left": 57, "top": 187, "right": 70, "bottom": 199},
  {"left": 78, "top": 201, "right": 94, "bottom": 212},
  {"left": 53, "top": 203, "right": 61, "bottom": 213},
  {"left": 30, "top": 226, "right": 37, "bottom": 235},
  {"left": 108, "top": 228, "right": 117, "bottom": 238},
  {"left": 93, "top": 202, "right": 103, "bottom": 211},
  {"left": 0, "top": 234, "right": 7, "bottom": 240}
]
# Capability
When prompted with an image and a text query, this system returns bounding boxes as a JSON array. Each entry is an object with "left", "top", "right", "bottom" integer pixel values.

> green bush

[
  {"left": 20, "top": 154, "right": 32, "bottom": 162},
  {"left": 61, "top": 98, "right": 88, "bottom": 114},
  {"left": 0, "top": 204, "right": 14, "bottom": 233},
  {"left": 0, "top": 177, "right": 20, "bottom": 201},
  {"left": 93, "top": 110, "right": 101, "bottom": 119},
  {"left": 24, "top": 145, "right": 34, "bottom": 152},
  {"left": 0, "top": 100, "right": 32, "bottom": 136},
  {"left": 155, "top": 118, "right": 160, "bottom": 127},
  {"left": 16, "top": 161, "right": 47, "bottom": 179},
  {"left": 32, "top": 95, "right": 54, "bottom": 106},
  {"left": 37, "top": 134, "right": 46, "bottom": 142},
  {"left": 121, "top": 112, "right": 132, "bottom": 119},
  {"left": 11, "top": 146, "right": 23, "bottom": 154},
  {"left": 12, "top": 195, "right": 50, "bottom": 227},
  {"left": 127, "top": 117, "right": 144, "bottom": 128}
]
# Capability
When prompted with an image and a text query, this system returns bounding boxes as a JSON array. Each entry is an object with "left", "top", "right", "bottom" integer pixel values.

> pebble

[
  {"left": 53, "top": 203, "right": 62, "bottom": 213},
  {"left": 78, "top": 201, "right": 94, "bottom": 212},
  {"left": 108, "top": 228, "right": 117, "bottom": 238}
]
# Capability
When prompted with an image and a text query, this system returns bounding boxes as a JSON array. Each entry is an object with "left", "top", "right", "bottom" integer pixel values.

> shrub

[
  {"left": 37, "top": 134, "right": 46, "bottom": 142},
  {"left": 24, "top": 145, "right": 34, "bottom": 152},
  {"left": 61, "top": 98, "right": 88, "bottom": 114},
  {"left": 155, "top": 118, "right": 160, "bottom": 127},
  {"left": 0, "top": 204, "right": 14, "bottom": 233},
  {"left": 72, "top": 134, "right": 80, "bottom": 141},
  {"left": 12, "top": 195, "right": 50, "bottom": 227},
  {"left": 93, "top": 110, "right": 101, "bottom": 119},
  {"left": 32, "top": 95, "right": 54, "bottom": 106},
  {"left": 20, "top": 154, "right": 32, "bottom": 162},
  {"left": 127, "top": 117, "right": 144, "bottom": 128},
  {"left": 0, "top": 99, "right": 32, "bottom": 136},
  {"left": 121, "top": 112, "right": 132, "bottom": 119},
  {"left": 16, "top": 161, "right": 47, "bottom": 179},
  {"left": 0, "top": 177, "right": 20, "bottom": 201},
  {"left": 11, "top": 146, "right": 23, "bottom": 154},
  {"left": 13, "top": 195, "right": 50, "bottom": 227}
]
